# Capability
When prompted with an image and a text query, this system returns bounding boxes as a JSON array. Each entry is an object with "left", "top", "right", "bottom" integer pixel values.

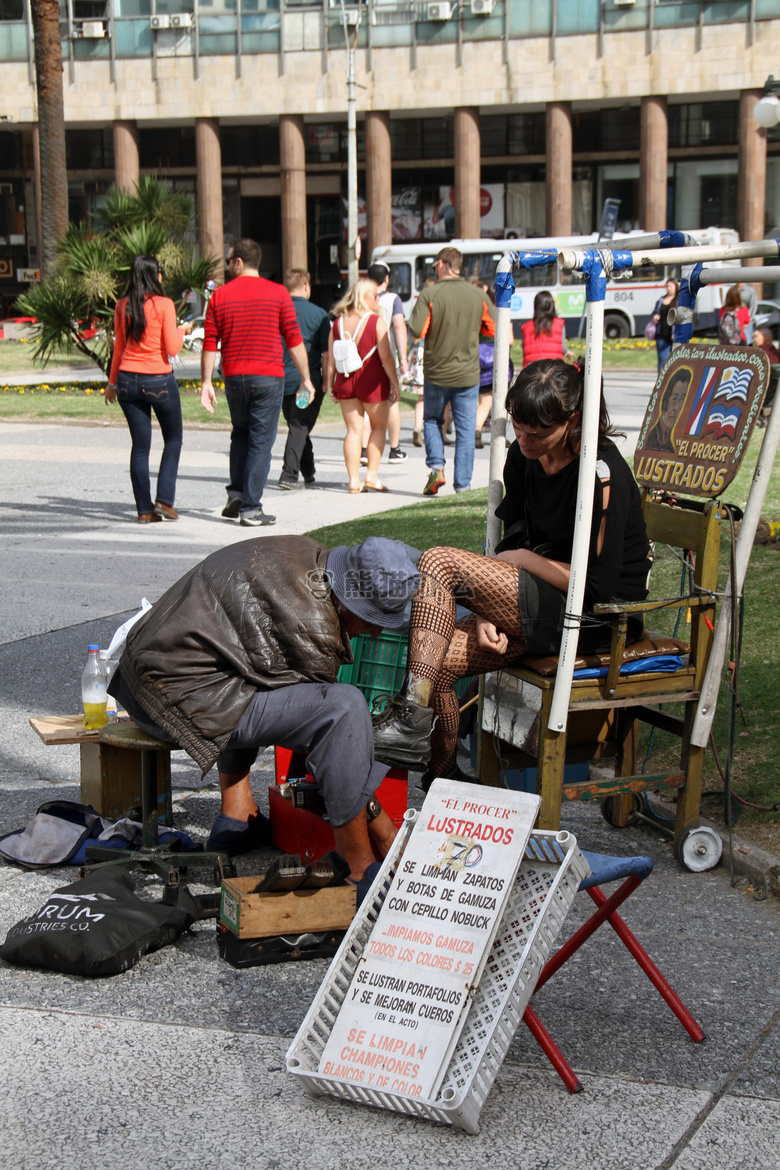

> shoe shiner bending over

[
  {"left": 110, "top": 535, "right": 419, "bottom": 883},
  {"left": 372, "top": 359, "right": 651, "bottom": 789}
]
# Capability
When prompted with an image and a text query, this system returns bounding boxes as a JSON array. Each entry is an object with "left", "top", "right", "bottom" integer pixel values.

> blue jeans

[
  {"left": 656, "top": 339, "right": 672, "bottom": 370},
  {"left": 423, "top": 379, "right": 479, "bottom": 492},
  {"left": 224, "top": 375, "right": 284, "bottom": 512},
  {"left": 116, "top": 371, "right": 182, "bottom": 515}
]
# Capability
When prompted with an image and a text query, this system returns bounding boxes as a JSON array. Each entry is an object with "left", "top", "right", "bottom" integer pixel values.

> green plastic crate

[{"left": 338, "top": 632, "right": 473, "bottom": 711}]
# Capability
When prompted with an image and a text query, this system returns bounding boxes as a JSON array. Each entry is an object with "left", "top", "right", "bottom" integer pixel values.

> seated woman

[{"left": 372, "top": 358, "right": 652, "bottom": 785}]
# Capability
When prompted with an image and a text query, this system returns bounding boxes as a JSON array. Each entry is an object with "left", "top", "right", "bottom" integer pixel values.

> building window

[
  {"left": 482, "top": 113, "right": 545, "bottom": 157},
  {"left": 221, "top": 124, "right": 280, "bottom": 168},
  {"left": 0, "top": 130, "right": 23, "bottom": 168},
  {"left": 573, "top": 107, "right": 640, "bottom": 154},
  {"left": 668, "top": 102, "right": 738, "bottom": 148},
  {"left": 65, "top": 128, "right": 115, "bottom": 171},
  {"left": 139, "top": 126, "right": 196, "bottom": 169},
  {"left": 304, "top": 123, "right": 365, "bottom": 165},
  {"left": 674, "top": 158, "right": 738, "bottom": 229},
  {"left": 389, "top": 119, "right": 422, "bottom": 161}
]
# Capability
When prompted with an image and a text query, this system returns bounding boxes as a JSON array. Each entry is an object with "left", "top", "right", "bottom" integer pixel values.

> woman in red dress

[{"left": 325, "top": 278, "right": 400, "bottom": 493}]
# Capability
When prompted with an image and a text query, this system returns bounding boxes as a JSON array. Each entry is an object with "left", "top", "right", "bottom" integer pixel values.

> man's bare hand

[
  {"left": 476, "top": 616, "right": 508, "bottom": 655},
  {"left": 201, "top": 381, "right": 217, "bottom": 414}
]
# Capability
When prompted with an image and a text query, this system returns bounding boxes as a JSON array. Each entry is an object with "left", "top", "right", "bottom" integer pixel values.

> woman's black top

[
  {"left": 655, "top": 297, "right": 674, "bottom": 344},
  {"left": 495, "top": 439, "right": 651, "bottom": 653}
]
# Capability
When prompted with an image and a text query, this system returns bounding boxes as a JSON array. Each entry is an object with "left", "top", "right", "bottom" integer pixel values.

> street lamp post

[{"left": 340, "top": 1, "right": 360, "bottom": 287}]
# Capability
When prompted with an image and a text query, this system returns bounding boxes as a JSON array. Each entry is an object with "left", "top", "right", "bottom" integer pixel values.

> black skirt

[{"left": 517, "top": 570, "right": 643, "bottom": 657}]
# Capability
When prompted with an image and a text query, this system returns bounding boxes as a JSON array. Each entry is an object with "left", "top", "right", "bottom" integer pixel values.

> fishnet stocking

[{"left": 409, "top": 547, "right": 527, "bottom": 775}]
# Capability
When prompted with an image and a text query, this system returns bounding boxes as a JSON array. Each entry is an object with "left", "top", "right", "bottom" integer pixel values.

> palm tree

[
  {"left": 17, "top": 177, "right": 218, "bottom": 376},
  {"left": 30, "top": 0, "right": 69, "bottom": 277}
]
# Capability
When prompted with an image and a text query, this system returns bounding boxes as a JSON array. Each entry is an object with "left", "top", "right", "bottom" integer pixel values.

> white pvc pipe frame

[{"left": 492, "top": 236, "right": 780, "bottom": 740}]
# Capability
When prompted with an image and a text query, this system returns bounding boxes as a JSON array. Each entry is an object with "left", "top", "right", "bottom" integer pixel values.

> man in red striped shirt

[{"left": 201, "top": 238, "right": 316, "bottom": 525}]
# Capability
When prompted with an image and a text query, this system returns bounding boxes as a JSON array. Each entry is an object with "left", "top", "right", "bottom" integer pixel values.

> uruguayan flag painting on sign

[
  {"left": 713, "top": 366, "right": 752, "bottom": 403},
  {"left": 685, "top": 366, "right": 719, "bottom": 436}
]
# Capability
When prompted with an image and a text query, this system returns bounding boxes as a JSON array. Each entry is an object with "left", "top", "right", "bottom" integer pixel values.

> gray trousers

[{"left": 217, "top": 682, "right": 388, "bottom": 828}]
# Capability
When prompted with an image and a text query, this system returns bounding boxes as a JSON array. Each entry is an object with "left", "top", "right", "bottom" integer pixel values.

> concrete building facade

[{"left": 0, "top": 0, "right": 778, "bottom": 305}]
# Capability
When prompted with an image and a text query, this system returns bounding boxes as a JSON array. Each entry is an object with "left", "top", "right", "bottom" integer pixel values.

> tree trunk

[{"left": 30, "top": 0, "right": 69, "bottom": 277}]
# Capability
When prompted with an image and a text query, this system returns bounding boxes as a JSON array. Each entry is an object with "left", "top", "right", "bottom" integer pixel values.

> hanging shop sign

[{"left": 634, "top": 346, "right": 770, "bottom": 498}]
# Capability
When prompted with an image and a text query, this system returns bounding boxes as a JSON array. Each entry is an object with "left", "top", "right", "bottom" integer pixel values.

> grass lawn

[
  {"left": 307, "top": 434, "right": 780, "bottom": 849},
  {"left": 0, "top": 377, "right": 421, "bottom": 428},
  {"left": 0, "top": 339, "right": 100, "bottom": 375}
]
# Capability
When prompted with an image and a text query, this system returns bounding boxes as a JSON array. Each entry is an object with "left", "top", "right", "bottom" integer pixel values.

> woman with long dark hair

[
  {"left": 105, "top": 254, "right": 192, "bottom": 522},
  {"left": 372, "top": 359, "right": 651, "bottom": 786},
  {"left": 520, "top": 290, "right": 568, "bottom": 368}
]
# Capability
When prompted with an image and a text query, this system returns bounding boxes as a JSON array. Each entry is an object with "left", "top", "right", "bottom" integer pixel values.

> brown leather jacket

[{"left": 119, "top": 536, "right": 352, "bottom": 773}]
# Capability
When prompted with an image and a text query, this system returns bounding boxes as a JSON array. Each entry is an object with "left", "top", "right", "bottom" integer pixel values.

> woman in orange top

[{"left": 105, "top": 254, "right": 192, "bottom": 523}]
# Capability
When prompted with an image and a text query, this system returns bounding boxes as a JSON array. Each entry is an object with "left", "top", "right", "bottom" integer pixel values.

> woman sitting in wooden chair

[{"left": 372, "top": 359, "right": 652, "bottom": 787}]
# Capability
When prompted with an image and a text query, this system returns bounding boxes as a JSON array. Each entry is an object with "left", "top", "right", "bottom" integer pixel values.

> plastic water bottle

[
  {"left": 100, "top": 651, "right": 117, "bottom": 722},
  {"left": 82, "top": 644, "right": 108, "bottom": 730},
  {"left": 295, "top": 386, "right": 310, "bottom": 410}
]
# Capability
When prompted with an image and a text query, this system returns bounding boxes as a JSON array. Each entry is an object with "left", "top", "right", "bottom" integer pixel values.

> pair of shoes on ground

[
  {"left": 372, "top": 694, "right": 435, "bottom": 768},
  {"left": 222, "top": 497, "right": 242, "bottom": 519},
  {"left": 206, "top": 810, "right": 272, "bottom": 857},
  {"left": 139, "top": 499, "right": 177, "bottom": 523},
  {"left": 412, "top": 429, "right": 423, "bottom": 448},
  {"left": 388, "top": 446, "right": 407, "bottom": 463},
  {"left": 423, "top": 468, "right": 446, "bottom": 496},
  {"left": 349, "top": 481, "right": 390, "bottom": 494}
]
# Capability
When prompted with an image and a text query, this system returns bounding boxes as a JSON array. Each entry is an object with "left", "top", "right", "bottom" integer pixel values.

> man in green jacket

[{"left": 409, "top": 246, "right": 495, "bottom": 496}]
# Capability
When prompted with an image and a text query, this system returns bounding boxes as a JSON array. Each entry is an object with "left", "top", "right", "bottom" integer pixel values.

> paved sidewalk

[{"left": 0, "top": 410, "right": 778, "bottom": 1170}]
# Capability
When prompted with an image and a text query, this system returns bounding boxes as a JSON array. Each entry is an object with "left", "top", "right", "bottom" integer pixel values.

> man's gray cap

[{"left": 327, "top": 537, "right": 419, "bottom": 628}]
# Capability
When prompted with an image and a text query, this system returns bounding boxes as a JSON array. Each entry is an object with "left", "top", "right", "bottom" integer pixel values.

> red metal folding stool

[{"left": 522, "top": 850, "right": 705, "bottom": 1093}]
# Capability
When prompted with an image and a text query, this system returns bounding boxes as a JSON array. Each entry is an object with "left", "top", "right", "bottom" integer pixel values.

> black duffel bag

[{"left": 0, "top": 868, "right": 198, "bottom": 977}]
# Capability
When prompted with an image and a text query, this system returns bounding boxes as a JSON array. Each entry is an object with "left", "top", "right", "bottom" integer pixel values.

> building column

[
  {"left": 454, "top": 107, "right": 481, "bottom": 239},
  {"left": 546, "top": 102, "right": 572, "bottom": 237},
  {"left": 366, "top": 110, "right": 392, "bottom": 263},
  {"left": 639, "top": 96, "right": 668, "bottom": 232},
  {"left": 279, "top": 114, "right": 307, "bottom": 276},
  {"left": 113, "top": 121, "right": 140, "bottom": 192},
  {"left": 738, "top": 89, "right": 767, "bottom": 292},
  {"left": 195, "top": 117, "right": 224, "bottom": 283}
]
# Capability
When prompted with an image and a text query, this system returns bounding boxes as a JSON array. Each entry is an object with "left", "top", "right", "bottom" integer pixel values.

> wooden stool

[
  {"left": 28, "top": 714, "right": 173, "bottom": 824},
  {"left": 83, "top": 723, "right": 234, "bottom": 888}
]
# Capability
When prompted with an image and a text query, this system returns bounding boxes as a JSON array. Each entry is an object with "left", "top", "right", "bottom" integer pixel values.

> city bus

[{"left": 371, "top": 228, "right": 739, "bottom": 339}]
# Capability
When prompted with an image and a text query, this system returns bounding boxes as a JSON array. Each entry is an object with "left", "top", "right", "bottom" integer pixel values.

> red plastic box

[{"left": 269, "top": 746, "right": 408, "bottom": 864}]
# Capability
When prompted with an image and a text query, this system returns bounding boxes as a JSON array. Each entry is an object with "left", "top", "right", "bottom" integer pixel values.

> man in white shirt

[{"left": 367, "top": 260, "right": 409, "bottom": 463}]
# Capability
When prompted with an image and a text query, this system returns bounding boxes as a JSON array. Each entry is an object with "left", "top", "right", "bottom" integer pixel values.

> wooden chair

[{"left": 480, "top": 490, "right": 724, "bottom": 869}]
